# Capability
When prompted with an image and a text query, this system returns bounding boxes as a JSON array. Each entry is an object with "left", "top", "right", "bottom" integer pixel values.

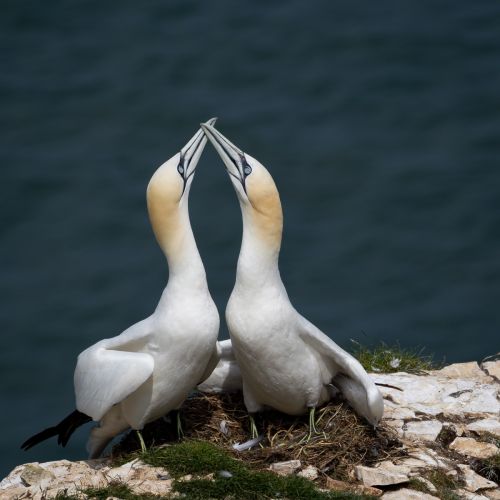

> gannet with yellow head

[
  {"left": 201, "top": 123, "right": 383, "bottom": 436},
  {"left": 22, "top": 119, "right": 222, "bottom": 458}
]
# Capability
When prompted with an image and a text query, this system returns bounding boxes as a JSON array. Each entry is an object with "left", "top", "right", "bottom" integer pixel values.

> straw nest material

[{"left": 112, "top": 391, "right": 403, "bottom": 481}]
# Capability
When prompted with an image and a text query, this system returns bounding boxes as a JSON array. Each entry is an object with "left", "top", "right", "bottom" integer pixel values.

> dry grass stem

[{"left": 113, "top": 392, "right": 403, "bottom": 482}]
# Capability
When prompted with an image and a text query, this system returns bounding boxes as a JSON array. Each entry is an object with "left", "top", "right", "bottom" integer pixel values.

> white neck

[
  {"left": 165, "top": 204, "right": 207, "bottom": 288},
  {"left": 149, "top": 195, "right": 207, "bottom": 291},
  {"left": 235, "top": 208, "right": 283, "bottom": 290}
]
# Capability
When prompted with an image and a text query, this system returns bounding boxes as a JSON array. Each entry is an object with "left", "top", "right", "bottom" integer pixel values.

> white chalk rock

[
  {"left": 19, "top": 463, "right": 55, "bottom": 489},
  {"left": 403, "top": 421, "right": 443, "bottom": 442},
  {"left": 297, "top": 465, "right": 319, "bottom": 480},
  {"left": 0, "top": 464, "right": 29, "bottom": 491},
  {"left": 482, "top": 360, "right": 500, "bottom": 380},
  {"left": 457, "top": 464, "right": 498, "bottom": 492},
  {"left": 374, "top": 369, "right": 500, "bottom": 419},
  {"left": 269, "top": 460, "right": 301, "bottom": 475},
  {"left": 355, "top": 463, "right": 409, "bottom": 487},
  {"left": 325, "top": 477, "right": 383, "bottom": 496},
  {"left": 105, "top": 459, "right": 172, "bottom": 496},
  {"left": 381, "top": 488, "right": 440, "bottom": 499},
  {"left": 449, "top": 437, "right": 499, "bottom": 459},
  {"left": 105, "top": 460, "right": 138, "bottom": 482},
  {"left": 404, "top": 449, "right": 452, "bottom": 470},
  {"left": 0, "top": 457, "right": 173, "bottom": 499},
  {"left": 467, "top": 418, "right": 500, "bottom": 438},
  {"left": 383, "top": 401, "right": 416, "bottom": 420},
  {"left": 435, "top": 362, "right": 493, "bottom": 382}
]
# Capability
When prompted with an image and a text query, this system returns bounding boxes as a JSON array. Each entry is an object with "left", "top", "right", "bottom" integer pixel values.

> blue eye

[
  {"left": 177, "top": 165, "right": 184, "bottom": 175},
  {"left": 243, "top": 165, "right": 252, "bottom": 176}
]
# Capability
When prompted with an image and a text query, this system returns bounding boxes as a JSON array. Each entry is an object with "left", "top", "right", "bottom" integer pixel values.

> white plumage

[
  {"left": 201, "top": 123, "right": 383, "bottom": 429},
  {"left": 77, "top": 120, "right": 223, "bottom": 456},
  {"left": 197, "top": 338, "right": 242, "bottom": 394},
  {"left": 23, "top": 120, "right": 223, "bottom": 458}
]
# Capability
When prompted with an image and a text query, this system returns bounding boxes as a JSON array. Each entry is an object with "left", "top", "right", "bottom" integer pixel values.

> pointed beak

[
  {"left": 178, "top": 117, "right": 217, "bottom": 192},
  {"left": 200, "top": 123, "right": 250, "bottom": 191}
]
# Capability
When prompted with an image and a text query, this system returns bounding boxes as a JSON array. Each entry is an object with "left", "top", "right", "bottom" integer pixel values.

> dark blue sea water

[{"left": 1, "top": 0, "right": 499, "bottom": 478}]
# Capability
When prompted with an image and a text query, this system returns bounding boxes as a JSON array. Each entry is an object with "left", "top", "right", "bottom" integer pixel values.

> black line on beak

[
  {"left": 210, "top": 135, "right": 248, "bottom": 193},
  {"left": 179, "top": 133, "right": 205, "bottom": 197}
]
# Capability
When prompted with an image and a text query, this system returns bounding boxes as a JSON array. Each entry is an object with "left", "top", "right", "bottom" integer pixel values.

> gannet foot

[
  {"left": 309, "top": 406, "right": 319, "bottom": 435},
  {"left": 176, "top": 411, "right": 184, "bottom": 440},
  {"left": 248, "top": 414, "right": 259, "bottom": 440},
  {"left": 248, "top": 414, "right": 265, "bottom": 448},
  {"left": 299, "top": 407, "right": 322, "bottom": 444},
  {"left": 136, "top": 430, "right": 147, "bottom": 454}
]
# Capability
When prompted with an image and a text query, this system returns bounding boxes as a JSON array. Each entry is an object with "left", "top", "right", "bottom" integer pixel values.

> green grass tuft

[
  {"left": 423, "top": 468, "right": 462, "bottom": 500},
  {"left": 407, "top": 478, "right": 433, "bottom": 494},
  {"left": 351, "top": 340, "right": 435, "bottom": 373},
  {"left": 480, "top": 431, "right": 500, "bottom": 448},
  {"left": 141, "top": 440, "right": 242, "bottom": 478},
  {"left": 474, "top": 453, "right": 500, "bottom": 483},
  {"left": 175, "top": 473, "right": 366, "bottom": 500},
  {"left": 140, "top": 440, "right": 371, "bottom": 499},
  {"left": 55, "top": 481, "right": 161, "bottom": 499},
  {"left": 54, "top": 492, "right": 82, "bottom": 500}
]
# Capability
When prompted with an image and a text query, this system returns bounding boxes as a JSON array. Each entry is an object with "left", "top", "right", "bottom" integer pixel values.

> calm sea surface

[{"left": 1, "top": 0, "right": 499, "bottom": 477}]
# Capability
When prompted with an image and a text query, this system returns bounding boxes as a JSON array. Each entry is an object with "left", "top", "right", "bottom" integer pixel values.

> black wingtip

[
  {"left": 21, "top": 427, "right": 59, "bottom": 451},
  {"left": 21, "top": 410, "right": 92, "bottom": 451}
]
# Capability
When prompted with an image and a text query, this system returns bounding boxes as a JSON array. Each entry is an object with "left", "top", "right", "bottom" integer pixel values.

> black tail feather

[{"left": 21, "top": 410, "right": 92, "bottom": 451}]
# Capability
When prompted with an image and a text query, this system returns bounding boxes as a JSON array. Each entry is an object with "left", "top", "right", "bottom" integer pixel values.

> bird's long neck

[
  {"left": 148, "top": 198, "right": 206, "bottom": 288},
  {"left": 235, "top": 205, "right": 284, "bottom": 290}
]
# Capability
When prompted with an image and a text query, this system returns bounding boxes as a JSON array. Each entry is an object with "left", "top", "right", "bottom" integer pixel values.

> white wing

[
  {"left": 297, "top": 315, "right": 383, "bottom": 426},
  {"left": 216, "top": 338, "right": 237, "bottom": 360},
  {"left": 197, "top": 339, "right": 242, "bottom": 393},
  {"left": 74, "top": 318, "right": 155, "bottom": 421}
]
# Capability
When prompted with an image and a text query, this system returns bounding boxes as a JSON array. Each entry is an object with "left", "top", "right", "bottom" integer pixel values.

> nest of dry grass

[{"left": 112, "top": 392, "right": 403, "bottom": 481}]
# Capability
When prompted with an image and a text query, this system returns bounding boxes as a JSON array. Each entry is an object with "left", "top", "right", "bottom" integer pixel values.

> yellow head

[
  {"left": 201, "top": 124, "right": 283, "bottom": 251},
  {"left": 147, "top": 119, "right": 215, "bottom": 254}
]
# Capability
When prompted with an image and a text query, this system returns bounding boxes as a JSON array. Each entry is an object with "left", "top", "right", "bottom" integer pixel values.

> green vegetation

[
  {"left": 465, "top": 432, "right": 499, "bottom": 483},
  {"left": 141, "top": 440, "right": 371, "bottom": 499},
  {"left": 55, "top": 482, "right": 160, "bottom": 499},
  {"left": 142, "top": 440, "right": 237, "bottom": 478},
  {"left": 54, "top": 492, "right": 81, "bottom": 500},
  {"left": 351, "top": 340, "right": 435, "bottom": 373},
  {"left": 111, "top": 391, "right": 400, "bottom": 484},
  {"left": 175, "top": 472, "right": 365, "bottom": 500},
  {"left": 407, "top": 478, "right": 433, "bottom": 494},
  {"left": 479, "top": 431, "right": 500, "bottom": 448},
  {"left": 423, "top": 468, "right": 462, "bottom": 500},
  {"left": 409, "top": 467, "right": 474, "bottom": 500},
  {"left": 84, "top": 482, "right": 158, "bottom": 499},
  {"left": 56, "top": 441, "right": 373, "bottom": 499},
  {"left": 475, "top": 453, "right": 500, "bottom": 483}
]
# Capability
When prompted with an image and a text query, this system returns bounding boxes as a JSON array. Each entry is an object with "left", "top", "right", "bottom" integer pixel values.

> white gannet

[
  {"left": 22, "top": 119, "right": 222, "bottom": 458},
  {"left": 201, "top": 123, "right": 384, "bottom": 437}
]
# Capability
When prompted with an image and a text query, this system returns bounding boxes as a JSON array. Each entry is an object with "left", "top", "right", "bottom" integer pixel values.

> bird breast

[
  {"left": 124, "top": 289, "right": 219, "bottom": 426},
  {"left": 225, "top": 292, "right": 328, "bottom": 413},
  {"left": 154, "top": 289, "right": 219, "bottom": 358}
]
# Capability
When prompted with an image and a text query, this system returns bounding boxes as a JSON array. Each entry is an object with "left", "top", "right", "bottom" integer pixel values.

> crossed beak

[
  {"left": 200, "top": 123, "right": 252, "bottom": 193},
  {"left": 178, "top": 117, "right": 217, "bottom": 194}
]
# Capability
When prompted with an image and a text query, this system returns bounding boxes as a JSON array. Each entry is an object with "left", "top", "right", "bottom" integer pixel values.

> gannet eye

[
  {"left": 177, "top": 164, "right": 185, "bottom": 175},
  {"left": 243, "top": 165, "right": 252, "bottom": 176}
]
